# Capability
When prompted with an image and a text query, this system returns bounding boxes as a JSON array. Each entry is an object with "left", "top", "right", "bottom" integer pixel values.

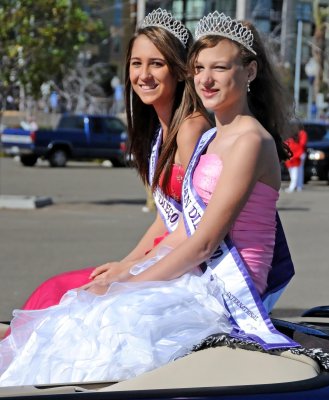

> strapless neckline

[{"left": 200, "top": 153, "right": 279, "bottom": 195}]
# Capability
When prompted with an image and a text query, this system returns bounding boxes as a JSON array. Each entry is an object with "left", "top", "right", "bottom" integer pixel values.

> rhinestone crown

[
  {"left": 195, "top": 11, "right": 256, "bottom": 55},
  {"left": 140, "top": 8, "right": 189, "bottom": 47}
]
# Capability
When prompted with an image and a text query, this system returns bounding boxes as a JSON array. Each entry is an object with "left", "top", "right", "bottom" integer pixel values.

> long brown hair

[
  {"left": 188, "top": 22, "right": 293, "bottom": 161},
  {"left": 125, "top": 26, "right": 211, "bottom": 194}
]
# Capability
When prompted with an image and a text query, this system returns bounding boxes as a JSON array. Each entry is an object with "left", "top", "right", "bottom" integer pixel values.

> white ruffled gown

[{"left": 0, "top": 247, "right": 231, "bottom": 386}]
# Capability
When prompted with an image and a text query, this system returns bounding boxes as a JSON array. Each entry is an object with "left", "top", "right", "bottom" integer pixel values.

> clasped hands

[{"left": 79, "top": 260, "right": 135, "bottom": 295}]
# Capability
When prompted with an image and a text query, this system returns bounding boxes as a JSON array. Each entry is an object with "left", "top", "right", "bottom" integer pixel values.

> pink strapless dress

[
  {"left": 21, "top": 164, "right": 185, "bottom": 311},
  {"left": 193, "top": 154, "right": 279, "bottom": 295}
]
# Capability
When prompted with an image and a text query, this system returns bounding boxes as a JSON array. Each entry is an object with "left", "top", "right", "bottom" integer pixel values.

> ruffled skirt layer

[{"left": 0, "top": 251, "right": 231, "bottom": 386}]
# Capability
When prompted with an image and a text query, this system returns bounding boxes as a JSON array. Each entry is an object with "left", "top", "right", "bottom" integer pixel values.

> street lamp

[{"left": 305, "top": 57, "right": 319, "bottom": 120}]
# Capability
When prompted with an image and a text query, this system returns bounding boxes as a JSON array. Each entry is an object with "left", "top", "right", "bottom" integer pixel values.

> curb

[{"left": 0, "top": 195, "right": 53, "bottom": 209}]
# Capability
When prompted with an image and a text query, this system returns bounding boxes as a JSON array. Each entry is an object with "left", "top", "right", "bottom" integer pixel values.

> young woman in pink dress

[{"left": 20, "top": 9, "right": 212, "bottom": 311}]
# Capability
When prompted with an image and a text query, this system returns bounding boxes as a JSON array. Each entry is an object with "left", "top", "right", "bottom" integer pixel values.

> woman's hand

[
  {"left": 79, "top": 278, "right": 112, "bottom": 295},
  {"left": 80, "top": 260, "right": 135, "bottom": 294},
  {"left": 91, "top": 260, "right": 135, "bottom": 281},
  {"left": 89, "top": 261, "right": 125, "bottom": 280}
]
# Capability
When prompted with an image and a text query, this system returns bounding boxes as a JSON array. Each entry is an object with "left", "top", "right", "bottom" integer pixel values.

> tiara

[
  {"left": 195, "top": 11, "right": 256, "bottom": 55},
  {"left": 140, "top": 8, "right": 189, "bottom": 47}
]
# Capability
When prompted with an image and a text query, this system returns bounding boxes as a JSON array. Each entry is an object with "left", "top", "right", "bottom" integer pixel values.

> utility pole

[
  {"left": 293, "top": 2, "right": 314, "bottom": 117},
  {"left": 294, "top": 19, "right": 303, "bottom": 115},
  {"left": 236, "top": 0, "right": 247, "bottom": 20},
  {"left": 136, "top": 0, "right": 145, "bottom": 26},
  {"left": 280, "top": 0, "right": 296, "bottom": 64},
  {"left": 181, "top": 0, "right": 187, "bottom": 25}
]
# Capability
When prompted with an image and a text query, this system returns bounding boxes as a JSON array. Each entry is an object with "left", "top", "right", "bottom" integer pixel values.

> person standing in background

[{"left": 284, "top": 133, "right": 304, "bottom": 193}]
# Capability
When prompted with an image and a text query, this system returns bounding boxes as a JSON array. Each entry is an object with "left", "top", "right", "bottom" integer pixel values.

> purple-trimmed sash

[
  {"left": 149, "top": 129, "right": 181, "bottom": 233},
  {"left": 182, "top": 127, "right": 299, "bottom": 350},
  {"left": 262, "top": 213, "right": 295, "bottom": 311}
]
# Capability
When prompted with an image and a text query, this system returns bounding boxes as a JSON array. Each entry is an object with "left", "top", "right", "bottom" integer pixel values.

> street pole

[
  {"left": 294, "top": 19, "right": 303, "bottom": 115},
  {"left": 280, "top": 0, "right": 296, "bottom": 64},
  {"left": 305, "top": 57, "right": 320, "bottom": 121},
  {"left": 236, "top": 0, "right": 247, "bottom": 20},
  {"left": 136, "top": 0, "right": 145, "bottom": 25},
  {"left": 182, "top": 0, "right": 187, "bottom": 24}
]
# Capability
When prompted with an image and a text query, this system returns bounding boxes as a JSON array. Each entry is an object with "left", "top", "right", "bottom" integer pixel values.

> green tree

[{"left": 0, "top": 0, "right": 104, "bottom": 108}]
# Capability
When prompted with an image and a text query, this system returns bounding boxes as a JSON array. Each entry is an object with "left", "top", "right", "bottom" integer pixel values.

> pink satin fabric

[
  {"left": 192, "top": 154, "right": 279, "bottom": 294},
  {"left": 21, "top": 267, "right": 94, "bottom": 310}
]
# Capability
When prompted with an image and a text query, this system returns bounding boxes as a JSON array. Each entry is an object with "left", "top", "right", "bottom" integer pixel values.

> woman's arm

[
  {"left": 88, "top": 114, "right": 211, "bottom": 286},
  {"left": 122, "top": 115, "right": 212, "bottom": 269},
  {"left": 84, "top": 132, "right": 269, "bottom": 292},
  {"left": 82, "top": 216, "right": 188, "bottom": 294},
  {"left": 89, "top": 212, "right": 166, "bottom": 280},
  {"left": 90, "top": 115, "right": 210, "bottom": 279},
  {"left": 132, "top": 114, "right": 211, "bottom": 256},
  {"left": 122, "top": 212, "right": 167, "bottom": 261}
]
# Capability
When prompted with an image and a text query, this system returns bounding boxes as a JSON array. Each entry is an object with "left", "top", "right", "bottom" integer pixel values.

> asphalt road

[{"left": 0, "top": 157, "right": 328, "bottom": 321}]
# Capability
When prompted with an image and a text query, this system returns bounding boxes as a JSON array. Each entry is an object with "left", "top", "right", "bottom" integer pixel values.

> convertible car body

[{"left": 1, "top": 306, "right": 329, "bottom": 399}]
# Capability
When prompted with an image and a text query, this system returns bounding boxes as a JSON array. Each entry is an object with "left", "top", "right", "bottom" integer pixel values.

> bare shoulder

[
  {"left": 178, "top": 112, "right": 212, "bottom": 139},
  {"left": 234, "top": 118, "right": 275, "bottom": 153},
  {"left": 176, "top": 113, "right": 212, "bottom": 168},
  {"left": 230, "top": 118, "right": 280, "bottom": 184}
]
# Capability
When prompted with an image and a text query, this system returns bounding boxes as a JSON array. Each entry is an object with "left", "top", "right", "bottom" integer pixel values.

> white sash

[
  {"left": 183, "top": 127, "right": 299, "bottom": 350},
  {"left": 149, "top": 129, "right": 181, "bottom": 233}
]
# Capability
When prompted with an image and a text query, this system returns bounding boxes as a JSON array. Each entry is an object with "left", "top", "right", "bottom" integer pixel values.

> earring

[{"left": 247, "top": 79, "right": 251, "bottom": 93}]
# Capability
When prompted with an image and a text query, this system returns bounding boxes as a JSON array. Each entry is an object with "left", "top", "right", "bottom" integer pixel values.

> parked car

[
  {"left": 1, "top": 305, "right": 329, "bottom": 398},
  {"left": 303, "top": 121, "right": 329, "bottom": 184},
  {"left": 0, "top": 114, "right": 128, "bottom": 167}
]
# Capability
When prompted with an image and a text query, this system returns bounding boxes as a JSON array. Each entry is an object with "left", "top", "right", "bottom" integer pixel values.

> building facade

[{"left": 92, "top": 0, "right": 328, "bottom": 118}]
